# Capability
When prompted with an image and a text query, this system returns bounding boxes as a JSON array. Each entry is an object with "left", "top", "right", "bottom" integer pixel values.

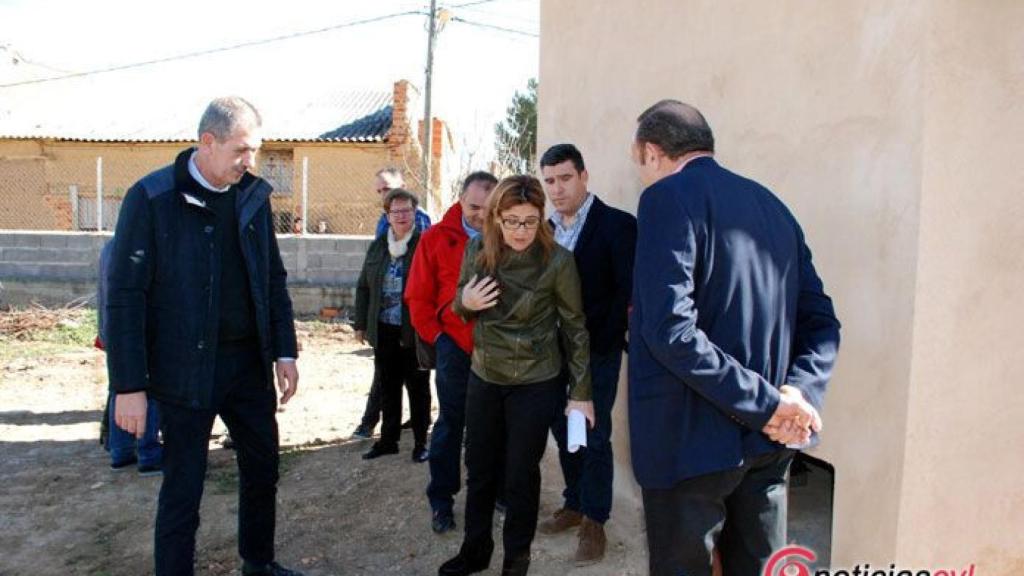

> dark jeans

[
  {"left": 154, "top": 344, "right": 280, "bottom": 576},
  {"left": 642, "top": 449, "right": 795, "bottom": 576},
  {"left": 374, "top": 323, "right": 430, "bottom": 450},
  {"left": 463, "top": 372, "right": 562, "bottom": 563},
  {"left": 426, "top": 333, "right": 470, "bottom": 513},
  {"left": 551, "top": 349, "right": 621, "bottom": 524},
  {"left": 358, "top": 366, "right": 383, "bottom": 430},
  {"left": 108, "top": 391, "right": 163, "bottom": 467}
]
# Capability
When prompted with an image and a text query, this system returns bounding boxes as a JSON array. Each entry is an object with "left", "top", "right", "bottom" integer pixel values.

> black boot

[
  {"left": 242, "top": 560, "right": 305, "bottom": 576},
  {"left": 362, "top": 442, "right": 399, "bottom": 460},
  {"left": 501, "top": 553, "right": 530, "bottom": 576},
  {"left": 438, "top": 539, "right": 494, "bottom": 576}
]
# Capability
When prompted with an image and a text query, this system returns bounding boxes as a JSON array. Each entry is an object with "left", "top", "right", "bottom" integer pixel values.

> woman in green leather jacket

[{"left": 438, "top": 175, "right": 594, "bottom": 576}]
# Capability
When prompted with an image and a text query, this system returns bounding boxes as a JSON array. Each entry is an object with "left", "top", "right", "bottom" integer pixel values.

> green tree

[{"left": 494, "top": 78, "right": 537, "bottom": 175}]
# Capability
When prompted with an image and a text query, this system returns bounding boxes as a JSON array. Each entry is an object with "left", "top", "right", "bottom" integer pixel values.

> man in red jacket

[{"left": 406, "top": 171, "right": 497, "bottom": 534}]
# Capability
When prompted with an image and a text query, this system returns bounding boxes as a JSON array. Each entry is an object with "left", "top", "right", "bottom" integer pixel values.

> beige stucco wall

[
  {"left": 540, "top": 0, "right": 1022, "bottom": 572},
  {"left": 895, "top": 1, "right": 1024, "bottom": 572}
]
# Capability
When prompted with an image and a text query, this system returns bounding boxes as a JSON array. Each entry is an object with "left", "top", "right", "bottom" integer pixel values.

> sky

[{"left": 0, "top": 0, "right": 539, "bottom": 161}]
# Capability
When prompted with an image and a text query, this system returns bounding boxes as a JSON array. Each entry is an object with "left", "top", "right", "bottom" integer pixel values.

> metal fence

[
  {"left": 0, "top": 137, "right": 536, "bottom": 236},
  {"left": 0, "top": 142, "right": 440, "bottom": 236}
]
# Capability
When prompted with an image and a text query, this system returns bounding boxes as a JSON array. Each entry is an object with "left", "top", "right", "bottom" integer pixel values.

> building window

[{"left": 260, "top": 150, "right": 293, "bottom": 197}]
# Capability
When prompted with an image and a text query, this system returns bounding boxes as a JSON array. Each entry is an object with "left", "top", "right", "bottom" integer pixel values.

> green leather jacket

[{"left": 453, "top": 238, "right": 591, "bottom": 400}]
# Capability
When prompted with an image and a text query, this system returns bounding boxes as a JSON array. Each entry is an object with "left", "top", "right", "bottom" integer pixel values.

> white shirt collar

[
  {"left": 672, "top": 152, "right": 714, "bottom": 175},
  {"left": 552, "top": 192, "right": 596, "bottom": 251},
  {"left": 188, "top": 151, "right": 231, "bottom": 193}
]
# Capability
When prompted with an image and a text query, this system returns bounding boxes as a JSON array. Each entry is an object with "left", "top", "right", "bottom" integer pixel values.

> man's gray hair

[
  {"left": 375, "top": 167, "right": 405, "bottom": 188},
  {"left": 197, "top": 96, "right": 262, "bottom": 140}
]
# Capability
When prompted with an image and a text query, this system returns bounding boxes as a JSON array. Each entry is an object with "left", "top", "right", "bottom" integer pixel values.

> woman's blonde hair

[{"left": 476, "top": 175, "right": 554, "bottom": 274}]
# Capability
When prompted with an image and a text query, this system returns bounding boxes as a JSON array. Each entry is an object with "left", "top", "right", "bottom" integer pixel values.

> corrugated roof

[{"left": 0, "top": 89, "right": 394, "bottom": 143}]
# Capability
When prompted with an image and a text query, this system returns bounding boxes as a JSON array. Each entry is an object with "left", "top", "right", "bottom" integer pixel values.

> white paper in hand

[{"left": 567, "top": 409, "right": 587, "bottom": 453}]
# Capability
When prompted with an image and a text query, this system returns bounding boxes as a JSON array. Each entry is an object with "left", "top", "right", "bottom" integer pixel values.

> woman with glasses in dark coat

[{"left": 353, "top": 188, "right": 431, "bottom": 462}]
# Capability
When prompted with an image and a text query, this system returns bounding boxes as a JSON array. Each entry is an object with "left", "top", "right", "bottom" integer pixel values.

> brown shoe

[
  {"left": 537, "top": 508, "right": 583, "bottom": 534},
  {"left": 574, "top": 517, "right": 606, "bottom": 566}
]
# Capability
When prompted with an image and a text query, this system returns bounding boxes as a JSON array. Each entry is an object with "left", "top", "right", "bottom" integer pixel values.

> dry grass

[{"left": 0, "top": 300, "right": 94, "bottom": 340}]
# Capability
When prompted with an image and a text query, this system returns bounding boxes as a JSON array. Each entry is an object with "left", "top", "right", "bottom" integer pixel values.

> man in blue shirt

[
  {"left": 98, "top": 237, "right": 163, "bottom": 475},
  {"left": 628, "top": 100, "right": 841, "bottom": 576},
  {"left": 373, "top": 167, "right": 431, "bottom": 238},
  {"left": 537, "top": 144, "right": 636, "bottom": 566}
]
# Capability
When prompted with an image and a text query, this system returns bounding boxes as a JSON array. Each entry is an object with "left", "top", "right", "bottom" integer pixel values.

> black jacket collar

[
  {"left": 572, "top": 194, "right": 606, "bottom": 254},
  {"left": 173, "top": 147, "right": 272, "bottom": 228}
]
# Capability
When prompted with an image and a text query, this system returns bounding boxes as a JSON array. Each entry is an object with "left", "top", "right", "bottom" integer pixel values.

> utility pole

[{"left": 422, "top": 0, "right": 438, "bottom": 212}]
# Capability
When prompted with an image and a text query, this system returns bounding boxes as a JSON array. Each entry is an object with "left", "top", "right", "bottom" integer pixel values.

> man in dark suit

[
  {"left": 537, "top": 144, "right": 636, "bottom": 566},
  {"left": 628, "top": 100, "right": 841, "bottom": 576}
]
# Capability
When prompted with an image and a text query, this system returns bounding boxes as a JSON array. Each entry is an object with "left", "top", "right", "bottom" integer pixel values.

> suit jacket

[
  {"left": 553, "top": 195, "right": 637, "bottom": 357},
  {"left": 628, "top": 157, "right": 841, "bottom": 489}
]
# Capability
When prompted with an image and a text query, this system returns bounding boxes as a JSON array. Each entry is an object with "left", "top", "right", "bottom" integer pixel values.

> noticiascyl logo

[{"left": 764, "top": 545, "right": 817, "bottom": 576}]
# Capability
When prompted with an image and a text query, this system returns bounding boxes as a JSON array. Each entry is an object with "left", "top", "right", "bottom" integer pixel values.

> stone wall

[{"left": 0, "top": 231, "right": 371, "bottom": 315}]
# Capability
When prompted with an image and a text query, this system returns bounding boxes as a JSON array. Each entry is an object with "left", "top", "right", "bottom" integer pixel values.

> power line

[
  {"left": 0, "top": 10, "right": 423, "bottom": 89},
  {"left": 442, "top": 0, "right": 538, "bottom": 34},
  {"left": 1, "top": 44, "right": 76, "bottom": 75},
  {"left": 450, "top": 15, "right": 538, "bottom": 37},
  {"left": 460, "top": 7, "right": 537, "bottom": 28},
  {"left": 446, "top": 0, "right": 504, "bottom": 9}
]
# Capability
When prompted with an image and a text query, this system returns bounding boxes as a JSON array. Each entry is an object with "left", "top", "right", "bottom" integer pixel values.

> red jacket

[{"left": 405, "top": 202, "right": 475, "bottom": 353}]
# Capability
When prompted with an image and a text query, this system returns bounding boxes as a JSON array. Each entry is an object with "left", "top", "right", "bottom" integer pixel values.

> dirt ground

[{"left": 0, "top": 315, "right": 645, "bottom": 576}]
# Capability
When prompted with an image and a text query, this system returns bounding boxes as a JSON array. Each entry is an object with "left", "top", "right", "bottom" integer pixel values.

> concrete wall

[
  {"left": 539, "top": 0, "right": 1022, "bottom": 573},
  {"left": 0, "top": 232, "right": 370, "bottom": 315}
]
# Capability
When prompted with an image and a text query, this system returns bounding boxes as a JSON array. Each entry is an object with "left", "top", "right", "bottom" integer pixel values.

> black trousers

[
  {"left": 374, "top": 323, "right": 430, "bottom": 450},
  {"left": 154, "top": 344, "right": 279, "bottom": 576},
  {"left": 462, "top": 372, "right": 562, "bottom": 563},
  {"left": 358, "top": 367, "right": 383, "bottom": 430},
  {"left": 642, "top": 449, "right": 795, "bottom": 576}
]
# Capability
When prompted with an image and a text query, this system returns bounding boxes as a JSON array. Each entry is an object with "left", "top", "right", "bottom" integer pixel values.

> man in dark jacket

[
  {"left": 107, "top": 96, "right": 302, "bottom": 576},
  {"left": 628, "top": 100, "right": 841, "bottom": 576},
  {"left": 405, "top": 171, "right": 497, "bottom": 534},
  {"left": 537, "top": 144, "right": 636, "bottom": 565}
]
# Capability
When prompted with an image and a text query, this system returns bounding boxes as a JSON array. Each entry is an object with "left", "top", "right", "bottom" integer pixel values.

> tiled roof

[{"left": 0, "top": 88, "right": 394, "bottom": 143}]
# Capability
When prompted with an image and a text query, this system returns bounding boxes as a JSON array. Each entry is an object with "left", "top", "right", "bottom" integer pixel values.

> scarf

[{"left": 388, "top": 227, "right": 412, "bottom": 258}]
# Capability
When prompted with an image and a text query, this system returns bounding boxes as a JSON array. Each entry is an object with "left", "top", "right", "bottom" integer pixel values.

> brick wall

[{"left": 0, "top": 232, "right": 372, "bottom": 315}]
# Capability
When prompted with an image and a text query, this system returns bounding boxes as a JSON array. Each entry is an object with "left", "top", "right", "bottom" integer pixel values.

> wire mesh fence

[
  {"left": 0, "top": 140, "right": 440, "bottom": 236},
  {"left": 0, "top": 135, "right": 535, "bottom": 236}
]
